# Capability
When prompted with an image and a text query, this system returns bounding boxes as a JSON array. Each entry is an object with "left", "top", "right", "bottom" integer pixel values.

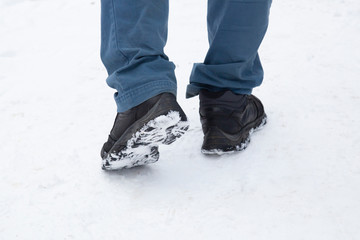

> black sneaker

[
  {"left": 199, "top": 90, "right": 267, "bottom": 154},
  {"left": 101, "top": 93, "right": 189, "bottom": 170}
]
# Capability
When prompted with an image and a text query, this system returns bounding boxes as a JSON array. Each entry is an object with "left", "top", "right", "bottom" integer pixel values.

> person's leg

[
  {"left": 100, "top": 0, "right": 188, "bottom": 170},
  {"left": 186, "top": 0, "right": 272, "bottom": 97},
  {"left": 191, "top": 0, "right": 272, "bottom": 154},
  {"left": 101, "top": 0, "right": 177, "bottom": 112}
]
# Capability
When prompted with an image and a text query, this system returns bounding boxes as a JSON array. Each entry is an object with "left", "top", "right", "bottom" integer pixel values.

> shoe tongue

[
  {"left": 201, "top": 90, "right": 227, "bottom": 98},
  {"left": 218, "top": 91, "right": 244, "bottom": 102},
  {"left": 200, "top": 90, "right": 247, "bottom": 108}
]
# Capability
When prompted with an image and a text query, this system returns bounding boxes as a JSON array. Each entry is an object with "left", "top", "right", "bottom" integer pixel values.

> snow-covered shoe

[
  {"left": 101, "top": 93, "right": 189, "bottom": 170},
  {"left": 199, "top": 90, "right": 267, "bottom": 155}
]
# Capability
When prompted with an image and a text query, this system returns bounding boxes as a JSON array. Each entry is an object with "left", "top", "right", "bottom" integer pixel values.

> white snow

[
  {"left": 1, "top": 0, "right": 360, "bottom": 239},
  {"left": 104, "top": 111, "right": 189, "bottom": 170}
]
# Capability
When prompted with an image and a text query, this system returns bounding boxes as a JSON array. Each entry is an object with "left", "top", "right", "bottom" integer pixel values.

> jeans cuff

[
  {"left": 114, "top": 80, "right": 177, "bottom": 112},
  {"left": 186, "top": 83, "right": 252, "bottom": 99}
]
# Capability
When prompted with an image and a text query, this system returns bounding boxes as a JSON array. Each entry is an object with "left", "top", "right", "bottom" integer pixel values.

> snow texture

[
  {"left": 103, "top": 111, "right": 189, "bottom": 170},
  {"left": 0, "top": 0, "right": 360, "bottom": 239}
]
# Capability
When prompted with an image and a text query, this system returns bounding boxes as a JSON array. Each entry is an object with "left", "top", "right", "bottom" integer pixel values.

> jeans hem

[
  {"left": 186, "top": 83, "right": 252, "bottom": 99},
  {"left": 114, "top": 80, "right": 177, "bottom": 112}
]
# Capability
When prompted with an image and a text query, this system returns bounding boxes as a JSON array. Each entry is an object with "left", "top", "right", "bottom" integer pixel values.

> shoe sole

[
  {"left": 201, "top": 115, "right": 267, "bottom": 155},
  {"left": 102, "top": 111, "right": 189, "bottom": 170}
]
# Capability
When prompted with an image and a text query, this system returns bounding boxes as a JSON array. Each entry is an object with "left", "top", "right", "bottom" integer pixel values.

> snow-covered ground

[{"left": 1, "top": 0, "right": 360, "bottom": 239}]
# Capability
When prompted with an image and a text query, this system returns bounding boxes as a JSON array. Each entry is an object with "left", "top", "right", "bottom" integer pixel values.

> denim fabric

[
  {"left": 101, "top": 0, "right": 177, "bottom": 112},
  {"left": 101, "top": 0, "right": 271, "bottom": 112},
  {"left": 187, "top": 0, "right": 272, "bottom": 97}
]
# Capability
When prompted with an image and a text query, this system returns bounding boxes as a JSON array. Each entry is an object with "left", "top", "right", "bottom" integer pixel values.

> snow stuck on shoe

[{"left": 102, "top": 111, "right": 189, "bottom": 170}]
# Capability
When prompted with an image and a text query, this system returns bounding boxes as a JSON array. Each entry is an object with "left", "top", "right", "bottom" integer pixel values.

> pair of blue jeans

[{"left": 101, "top": 0, "right": 272, "bottom": 112}]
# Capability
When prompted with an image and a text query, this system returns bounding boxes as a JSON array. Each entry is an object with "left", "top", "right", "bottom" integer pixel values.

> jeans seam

[{"left": 111, "top": 0, "right": 129, "bottom": 64}]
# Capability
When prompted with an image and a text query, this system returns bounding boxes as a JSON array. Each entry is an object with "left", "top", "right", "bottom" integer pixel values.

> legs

[
  {"left": 101, "top": 0, "right": 176, "bottom": 112},
  {"left": 186, "top": 0, "right": 272, "bottom": 97},
  {"left": 100, "top": 0, "right": 189, "bottom": 169},
  {"left": 100, "top": 0, "right": 272, "bottom": 167},
  {"left": 191, "top": 0, "right": 272, "bottom": 154},
  {"left": 101, "top": 0, "right": 272, "bottom": 109}
]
